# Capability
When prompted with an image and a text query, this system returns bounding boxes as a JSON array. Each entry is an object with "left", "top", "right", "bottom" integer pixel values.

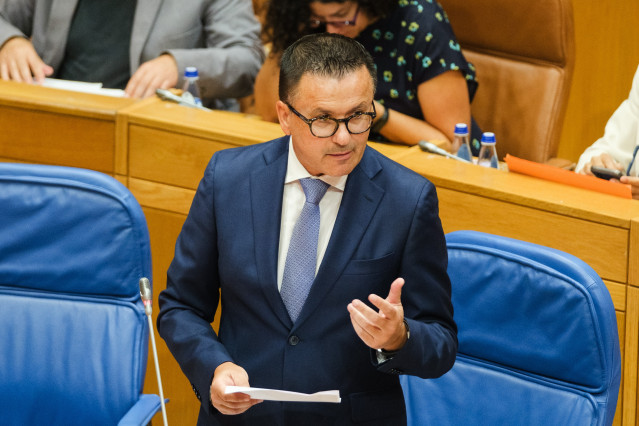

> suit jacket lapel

[
  {"left": 44, "top": 0, "right": 79, "bottom": 69},
  {"left": 130, "top": 0, "right": 163, "bottom": 71},
  {"left": 250, "top": 138, "right": 291, "bottom": 327},
  {"left": 296, "top": 148, "right": 384, "bottom": 326}
]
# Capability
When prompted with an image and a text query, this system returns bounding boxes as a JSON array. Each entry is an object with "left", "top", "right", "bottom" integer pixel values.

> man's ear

[{"left": 276, "top": 100, "right": 292, "bottom": 135}]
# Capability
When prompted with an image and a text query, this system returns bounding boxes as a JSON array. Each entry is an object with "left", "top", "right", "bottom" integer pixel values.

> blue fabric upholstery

[
  {"left": 0, "top": 163, "right": 160, "bottom": 425},
  {"left": 401, "top": 230, "right": 621, "bottom": 426}
]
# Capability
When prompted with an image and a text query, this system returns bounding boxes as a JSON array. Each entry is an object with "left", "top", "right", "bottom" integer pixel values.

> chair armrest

[{"left": 118, "top": 394, "right": 165, "bottom": 426}]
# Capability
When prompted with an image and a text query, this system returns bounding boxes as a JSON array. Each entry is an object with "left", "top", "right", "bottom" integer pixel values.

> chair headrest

[
  {"left": 446, "top": 230, "right": 619, "bottom": 393},
  {"left": 439, "top": 0, "right": 574, "bottom": 65},
  {"left": 0, "top": 163, "right": 151, "bottom": 300}
]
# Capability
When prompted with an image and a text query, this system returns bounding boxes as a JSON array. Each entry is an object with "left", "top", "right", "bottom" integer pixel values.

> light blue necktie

[{"left": 281, "top": 178, "right": 330, "bottom": 322}]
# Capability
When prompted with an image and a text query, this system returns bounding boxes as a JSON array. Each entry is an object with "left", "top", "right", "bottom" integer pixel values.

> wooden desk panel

[
  {"left": 0, "top": 80, "right": 135, "bottom": 173},
  {"left": 0, "top": 105, "right": 115, "bottom": 172},
  {"left": 123, "top": 102, "right": 285, "bottom": 189},
  {"left": 436, "top": 186, "right": 628, "bottom": 283}
]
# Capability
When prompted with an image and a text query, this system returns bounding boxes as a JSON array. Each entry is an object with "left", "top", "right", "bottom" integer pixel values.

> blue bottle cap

[
  {"left": 481, "top": 132, "right": 496, "bottom": 144},
  {"left": 184, "top": 66, "right": 198, "bottom": 78},
  {"left": 454, "top": 123, "right": 469, "bottom": 135}
]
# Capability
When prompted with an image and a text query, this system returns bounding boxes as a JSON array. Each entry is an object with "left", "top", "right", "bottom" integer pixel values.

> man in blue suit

[{"left": 157, "top": 33, "right": 457, "bottom": 425}]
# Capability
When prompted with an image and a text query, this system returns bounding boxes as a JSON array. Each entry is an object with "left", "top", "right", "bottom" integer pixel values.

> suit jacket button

[
  {"left": 288, "top": 335, "right": 300, "bottom": 346},
  {"left": 191, "top": 383, "right": 201, "bottom": 400}
]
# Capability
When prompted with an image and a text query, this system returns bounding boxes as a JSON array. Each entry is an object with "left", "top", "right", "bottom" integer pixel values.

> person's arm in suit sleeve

[
  {"left": 0, "top": 0, "right": 33, "bottom": 44},
  {"left": 166, "top": 0, "right": 264, "bottom": 100},
  {"left": 0, "top": 0, "right": 52, "bottom": 83},
  {"left": 367, "top": 181, "right": 457, "bottom": 378},
  {"left": 157, "top": 155, "right": 235, "bottom": 415}
]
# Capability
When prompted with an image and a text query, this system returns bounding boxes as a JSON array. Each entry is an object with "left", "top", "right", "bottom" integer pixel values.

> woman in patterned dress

[{"left": 255, "top": 0, "right": 481, "bottom": 150}]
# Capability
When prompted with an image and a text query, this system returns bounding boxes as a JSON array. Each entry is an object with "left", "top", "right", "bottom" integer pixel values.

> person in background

[
  {"left": 255, "top": 0, "right": 481, "bottom": 151},
  {"left": 0, "top": 0, "right": 263, "bottom": 108},
  {"left": 157, "top": 33, "right": 457, "bottom": 425},
  {"left": 576, "top": 65, "right": 639, "bottom": 199}
]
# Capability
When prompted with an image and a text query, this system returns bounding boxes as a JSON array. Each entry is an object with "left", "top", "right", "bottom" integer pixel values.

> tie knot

[{"left": 300, "top": 178, "right": 329, "bottom": 205}]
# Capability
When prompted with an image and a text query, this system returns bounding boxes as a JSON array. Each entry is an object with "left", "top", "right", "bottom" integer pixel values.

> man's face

[{"left": 276, "top": 66, "right": 375, "bottom": 177}]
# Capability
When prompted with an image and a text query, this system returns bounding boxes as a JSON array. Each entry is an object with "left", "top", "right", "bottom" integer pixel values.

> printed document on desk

[
  {"left": 225, "top": 386, "right": 341, "bottom": 403},
  {"left": 42, "top": 78, "right": 125, "bottom": 97}
]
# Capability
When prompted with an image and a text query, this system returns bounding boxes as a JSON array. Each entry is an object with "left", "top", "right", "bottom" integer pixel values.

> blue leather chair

[
  {"left": 401, "top": 230, "right": 621, "bottom": 426},
  {"left": 0, "top": 163, "right": 162, "bottom": 425}
]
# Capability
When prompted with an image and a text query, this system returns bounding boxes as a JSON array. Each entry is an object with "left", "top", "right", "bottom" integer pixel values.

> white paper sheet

[
  {"left": 224, "top": 386, "right": 341, "bottom": 403},
  {"left": 41, "top": 78, "right": 125, "bottom": 97}
]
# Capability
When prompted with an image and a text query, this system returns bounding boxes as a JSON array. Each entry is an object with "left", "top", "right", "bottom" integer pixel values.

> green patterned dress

[{"left": 357, "top": 0, "right": 482, "bottom": 150}]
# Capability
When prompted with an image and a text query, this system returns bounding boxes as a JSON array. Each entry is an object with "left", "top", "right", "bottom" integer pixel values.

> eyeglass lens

[{"left": 311, "top": 114, "right": 373, "bottom": 137}]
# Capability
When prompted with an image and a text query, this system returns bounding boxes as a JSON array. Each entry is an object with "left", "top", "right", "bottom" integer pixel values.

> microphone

[
  {"left": 418, "top": 140, "right": 472, "bottom": 163},
  {"left": 155, "top": 88, "right": 211, "bottom": 111},
  {"left": 139, "top": 278, "right": 169, "bottom": 426},
  {"left": 139, "top": 277, "right": 153, "bottom": 316}
]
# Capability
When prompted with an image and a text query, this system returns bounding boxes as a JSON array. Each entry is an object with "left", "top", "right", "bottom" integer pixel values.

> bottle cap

[
  {"left": 184, "top": 66, "right": 199, "bottom": 78},
  {"left": 454, "top": 123, "right": 469, "bottom": 135},
  {"left": 481, "top": 132, "right": 496, "bottom": 144}
]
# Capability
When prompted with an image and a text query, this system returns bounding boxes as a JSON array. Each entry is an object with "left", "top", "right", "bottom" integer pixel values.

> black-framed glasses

[
  {"left": 286, "top": 102, "right": 376, "bottom": 138},
  {"left": 309, "top": 5, "right": 360, "bottom": 29}
]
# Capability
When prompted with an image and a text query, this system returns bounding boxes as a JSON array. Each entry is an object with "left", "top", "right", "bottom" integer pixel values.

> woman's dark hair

[
  {"left": 262, "top": 0, "right": 397, "bottom": 56},
  {"left": 279, "top": 33, "right": 377, "bottom": 103}
]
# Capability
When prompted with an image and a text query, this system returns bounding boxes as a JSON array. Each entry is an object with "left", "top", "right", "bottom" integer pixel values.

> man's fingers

[
  {"left": 124, "top": 69, "right": 146, "bottom": 98},
  {"left": 7, "top": 59, "right": 24, "bottom": 83},
  {"left": 216, "top": 398, "right": 262, "bottom": 415},
  {"left": 386, "top": 277, "right": 405, "bottom": 305},
  {"left": 348, "top": 300, "right": 378, "bottom": 329},
  {"left": 367, "top": 277, "right": 404, "bottom": 319},
  {"left": 213, "top": 390, "right": 262, "bottom": 416},
  {"left": 0, "top": 62, "right": 8, "bottom": 80}
]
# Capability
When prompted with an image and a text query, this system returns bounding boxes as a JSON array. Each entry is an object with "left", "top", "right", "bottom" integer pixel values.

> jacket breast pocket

[{"left": 341, "top": 252, "right": 396, "bottom": 276}]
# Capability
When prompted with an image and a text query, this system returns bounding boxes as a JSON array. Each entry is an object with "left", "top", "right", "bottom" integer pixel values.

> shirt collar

[{"left": 284, "top": 136, "right": 348, "bottom": 191}]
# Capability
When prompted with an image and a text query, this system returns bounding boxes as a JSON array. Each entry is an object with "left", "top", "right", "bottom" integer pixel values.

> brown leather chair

[{"left": 439, "top": 0, "right": 575, "bottom": 165}]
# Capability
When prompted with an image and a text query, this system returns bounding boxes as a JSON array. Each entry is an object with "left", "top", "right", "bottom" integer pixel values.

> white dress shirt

[
  {"left": 277, "top": 137, "right": 348, "bottom": 290},
  {"left": 576, "top": 65, "right": 639, "bottom": 175}
]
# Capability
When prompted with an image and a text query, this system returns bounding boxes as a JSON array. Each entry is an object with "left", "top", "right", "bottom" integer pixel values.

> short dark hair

[{"left": 279, "top": 33, "right": 377, "bottom": 103}]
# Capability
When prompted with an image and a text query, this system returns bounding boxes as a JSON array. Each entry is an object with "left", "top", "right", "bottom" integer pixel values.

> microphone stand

[{"left": 139, "top": 278, "right": 168, "bottom": 426}]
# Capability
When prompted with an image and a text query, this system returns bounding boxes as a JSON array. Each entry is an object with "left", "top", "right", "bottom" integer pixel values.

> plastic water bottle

[
  {"left": 181, "top": 66, "right": 202, "bottom": 106},
  {"left": 477, "top": 132, "right": 499, "bottom": 169},
  {"left": 452, "top": 123, "right": 472, "bottom": 162}
]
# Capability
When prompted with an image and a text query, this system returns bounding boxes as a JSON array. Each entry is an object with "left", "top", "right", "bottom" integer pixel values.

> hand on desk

[
  {"left": 619, "top": 176, "right": 639, "bottom": 199},
  {"left": 579, "top": 153, "right": 639, "bottom": 199},
  {"left": 125, "top": 53, "right": 178, "bottom": 99},
  {"left": 579, "top": 153, "right": 625, "bottom": 176},
  {"left": 0, "top": 37, "right": 53, "bottom": 84},
  {"left": 210, "top": 361, "right": 262, "bottom": 415},
  {"left": 347, "top": 277, "right": 408, "bottom": 352}
]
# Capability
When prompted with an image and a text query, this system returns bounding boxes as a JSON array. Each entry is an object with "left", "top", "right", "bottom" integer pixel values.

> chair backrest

[
  {"left": 401, "top": 230, "right": 621, "bottom": 426},
  {"left": 439, "top": 0, "right": 575, "bottom": 162},
  {"left": 0, "top": 163, "right": 153, "bottom": 425}
]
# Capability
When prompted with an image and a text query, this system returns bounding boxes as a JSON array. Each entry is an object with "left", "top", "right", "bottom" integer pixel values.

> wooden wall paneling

[{"left": 558, "top": 0, "right": 639, "bottom": 163}]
